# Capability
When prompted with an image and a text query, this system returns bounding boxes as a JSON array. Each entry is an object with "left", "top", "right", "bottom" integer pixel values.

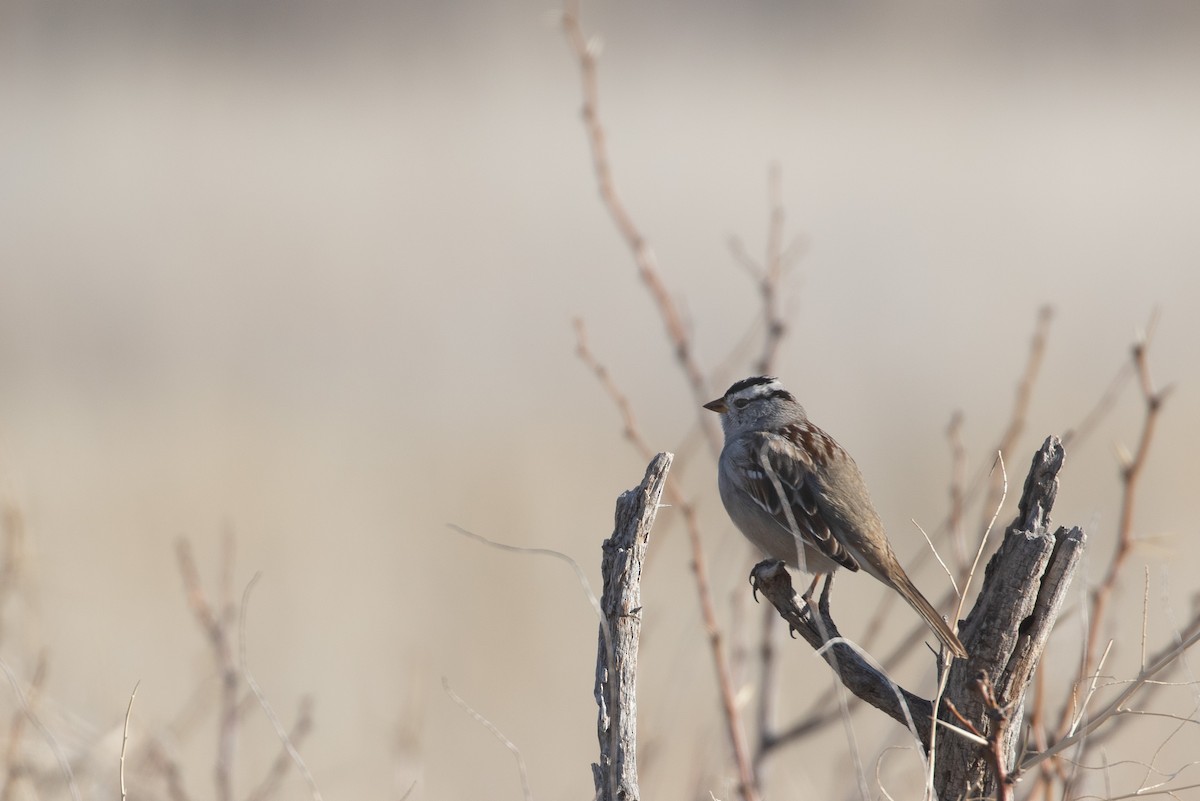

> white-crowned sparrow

[{"left": 705, "top": 375, "right": 968, "bottom": 659}]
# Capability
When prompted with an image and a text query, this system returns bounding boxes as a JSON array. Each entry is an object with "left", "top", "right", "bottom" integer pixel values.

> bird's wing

[{"left": 735, "top": 432, "right": 860, "bottom": 571}]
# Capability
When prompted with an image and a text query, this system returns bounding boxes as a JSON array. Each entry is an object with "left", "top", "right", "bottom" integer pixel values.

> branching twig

[
  {"left": 561, "top": 0, "right": 720, "bottom": 455},
  {"left": 1082, "top": 326, "right": 1170, "bottom": 681},
  {"left": 243, "top": 698, "right": 316, "bottom": 801},
  {"left": 240, "top": 574, "right": 324, "bottom": 801},
  {"left": 1021, "top": 620, "right": 1200, "bottom": 775}
]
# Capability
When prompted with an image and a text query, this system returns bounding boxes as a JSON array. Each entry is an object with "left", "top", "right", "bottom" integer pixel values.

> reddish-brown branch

[
  {"left": 974, "top": 675, "right": 1015, "bottom": 801},
  {"left": 1085, "top": 339, "right": 1168, "bottom": 672},
  {"left": 562, "top": 1, "right": 721, "bottom": 457},
  {"left": 1051, "top": 329, "right": 1170, "bottom": 747}
]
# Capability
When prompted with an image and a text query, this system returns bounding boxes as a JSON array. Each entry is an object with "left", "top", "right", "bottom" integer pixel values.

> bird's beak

[{"left": 703, "top": 398, "right": 727, "bottom": 413}]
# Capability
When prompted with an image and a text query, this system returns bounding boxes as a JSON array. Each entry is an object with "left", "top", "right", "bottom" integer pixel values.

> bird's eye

[{"left": 733, "top": 398, "right": 750, "bottom": 409}]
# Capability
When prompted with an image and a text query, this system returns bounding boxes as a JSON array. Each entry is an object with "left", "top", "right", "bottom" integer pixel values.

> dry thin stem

[
  {"left": 574, "top": 320, "right": 760, "bottom": 800},
  {"left": 1021, "top": 622, "right": 1200, "bottom": 774},
  {"left": 443, "top": 678, "right": 534, "bottom": 801},
  {"left": 243, "top": 698, "right": 316, "bottom": 801},
  {"left": 446, "top": 522, "right": 617, "bottom": 791},
  {"left": 447, "top": 524, "right": 604, "bottom": 624},
  {"left": 121, "top": 681, "right": 140, "bottom": 801},
  {"left": 1048, "top": 607, "right": 1200, "bottom": 792},
  {"left": 1045, "top": 321, "right": 1171, "bottom": 771},
  {"left": 239, "top": 574, "right": 324, "bottom": 801},
  {"left": 954, "top": 451, "right": 1006, "bottom": 628}
]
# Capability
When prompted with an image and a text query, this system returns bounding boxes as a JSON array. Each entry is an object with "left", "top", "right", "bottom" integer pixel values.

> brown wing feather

[{"left": 739, "top": 432, "right": 860, "bottom": 572}]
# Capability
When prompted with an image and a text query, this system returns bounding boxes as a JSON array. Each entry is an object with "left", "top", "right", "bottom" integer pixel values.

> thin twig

[
  {"left": 240, "top": 574, "right": 324, "bottom": 801},
  {"left": 1083, "top": 326, "right": 1170, "bottom": 676},
  {"left": 443, "top": 678, "right": 534, "bottom": 801},
  {"left": 121, "top": 681, "right": 140, "bottom": 801},
  {"left": 1021, "top": 623, "right": 1200, "bottom": 773},
  {"left": 446, "top": 521, "right": 619, "bottom": 792},
  {"left": 954, "top": 451, "right": 1006, "bottom": 628},
  {"left": 1051, "top": 321, "right": 1171, "bottom": 762},
  {"left": 446, "top": 524, "right": 604, "bottom": 623},
  {"left": 243, "top": 698, "right": 316, "bottom": 801}
]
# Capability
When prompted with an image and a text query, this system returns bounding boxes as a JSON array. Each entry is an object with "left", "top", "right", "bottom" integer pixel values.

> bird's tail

[{"left": 890, "top": 571, "right": 968, "bottom": 659}]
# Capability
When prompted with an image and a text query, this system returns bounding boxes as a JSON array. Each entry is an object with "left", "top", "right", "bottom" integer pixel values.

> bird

[{"left": 704, "top": 375, "right": 968, "bottom": 659}]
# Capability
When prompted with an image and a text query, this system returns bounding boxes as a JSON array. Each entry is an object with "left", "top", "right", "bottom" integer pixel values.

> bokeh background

[{"left": 1, "top": 1, "right": 1198, "bottom": 798}]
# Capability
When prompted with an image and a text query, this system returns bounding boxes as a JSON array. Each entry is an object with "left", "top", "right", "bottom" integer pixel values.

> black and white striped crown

[{"left": 722, "top": 375, "right": 795, "bottom": 403}]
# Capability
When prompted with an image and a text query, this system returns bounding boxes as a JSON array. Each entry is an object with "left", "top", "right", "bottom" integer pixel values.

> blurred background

[{"left": 1, "top": 1, "right": 1198, "bottom": 798}]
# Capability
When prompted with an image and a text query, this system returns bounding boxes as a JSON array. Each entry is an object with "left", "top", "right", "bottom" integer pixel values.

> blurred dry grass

[{"left": 1, "top": 1, "right": 1199, "bottom": 799}]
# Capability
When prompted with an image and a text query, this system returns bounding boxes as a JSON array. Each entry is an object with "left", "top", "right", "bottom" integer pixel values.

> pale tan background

[{"left": 1, "top": 1, "right": 1198, "bottom": 799}]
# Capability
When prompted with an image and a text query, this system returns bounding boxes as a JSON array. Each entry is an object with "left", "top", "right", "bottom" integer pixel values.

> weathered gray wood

[
  {"left": 936, "top": 436, "right": 1085, "bottom": 800},
  {"left": 592, "top": 452, "right": 672, "bottom": 801}
]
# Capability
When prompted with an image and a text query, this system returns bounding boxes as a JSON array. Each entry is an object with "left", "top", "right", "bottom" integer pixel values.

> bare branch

[
  {"left": 561, "top": 0, "right": 720, "bottom": 454},
  {"left": 1021, "top": 622, "right": 1200, "bottom": 774},
  {"left": 1084, "top": 326, "right": 1170, "bottom": 676}
]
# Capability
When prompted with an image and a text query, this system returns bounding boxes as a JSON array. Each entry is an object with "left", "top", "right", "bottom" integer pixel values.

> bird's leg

[
  {"left": 817, "top": 573, "right": 834, "bottom": 616},
  {"left": 800, "top": 573, "right": 824, "bottom": 603}
]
